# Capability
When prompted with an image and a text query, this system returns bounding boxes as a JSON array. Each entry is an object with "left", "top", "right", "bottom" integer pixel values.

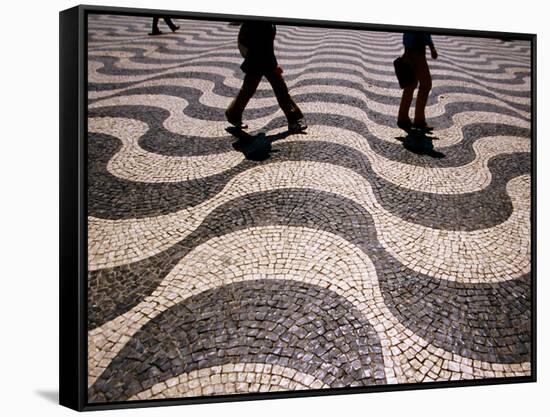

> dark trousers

[
  {"left": 398, "top": 50, "right": 432, "bottom": 124},
  {"left": 152, "top": 17, "right": 177, "bottom": 32},
  {"left": 226, "top": 70, "right": 303, "bottom": 124}
]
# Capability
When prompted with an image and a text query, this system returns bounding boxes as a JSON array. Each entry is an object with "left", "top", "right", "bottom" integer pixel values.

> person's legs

[
  {"left": 398, "top": 83, "right": 416, "bottom": 123},
  {"left": 413, "top": 56, "right": 432, "bottom": 125},
  {"left": 163, "top": 17, "right": 179, "bottom": 32},
  {"left": 150, "top": 17, "right": 161, "bottom": 35},
  {"left": 226, "top": 72, "right": 263, "bottom": 126},
  {"left": 397, "top": 51, "right": 418, "bottom": 128},
  {"left": 265, "top": 70, "right": 304, "bottom": 125}
]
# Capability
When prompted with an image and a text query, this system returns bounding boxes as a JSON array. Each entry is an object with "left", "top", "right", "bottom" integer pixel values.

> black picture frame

[{"left": 60, "top": 4, "right": 537, "bottom": 411}]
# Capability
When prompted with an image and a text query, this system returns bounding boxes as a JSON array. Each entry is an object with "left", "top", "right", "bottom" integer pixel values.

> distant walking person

[
  {"left": 226, "top": 21, "right": 307, "bottom": 133},
  {"left": 397, "top": 32, "right": 438, "bottom": 131},
  {"left": 149, "top": 17, "right": 180, "bottom": 36}
]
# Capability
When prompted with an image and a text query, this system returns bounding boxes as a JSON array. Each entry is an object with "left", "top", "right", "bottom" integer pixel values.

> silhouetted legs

[
  {"left": 265, "top": 70, "right": 304, "bottom": 123},
  {"left": 413, "top": 56, "right": 432, "bottom": 124},
  {"left": 398, "top": 51, "right": 432, "bottom": 127},
  {"left": 226, "top": 72, "right": 262, "bottom": 126},
  {"left": 226, "top": 70, "right": 303, "bottom": 128},
  {"left": 150, "top": 17, "right": 179, "bottom": 35},
  {"left": 398, "top": 83, "right": 416, "bottom": 124}
]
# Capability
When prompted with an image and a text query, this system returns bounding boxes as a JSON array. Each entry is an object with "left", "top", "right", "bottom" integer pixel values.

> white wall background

[{"left": 0, "top": 0, "right": 546, "bottom": 415}]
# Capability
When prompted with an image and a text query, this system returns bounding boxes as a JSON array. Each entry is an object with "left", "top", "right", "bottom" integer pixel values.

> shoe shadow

[
  {"left": 395, "top": 129, "right": 445, "bottom": 158},
  {"left": 226, "top": 127, "right": 296, "bottom": 161}
]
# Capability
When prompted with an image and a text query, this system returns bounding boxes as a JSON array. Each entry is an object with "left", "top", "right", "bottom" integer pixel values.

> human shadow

[
  {"left": 395, "top": 129, "right": 445, "bottom": 158},
  {"left": 226, "top": 127, "right": 301, "bottom": 161}
]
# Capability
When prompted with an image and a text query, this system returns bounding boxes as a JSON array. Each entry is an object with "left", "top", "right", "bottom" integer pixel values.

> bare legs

[
  {"left": 413, "top": 55, "right": 432, "bottom": 124},
  {"left": 398, "top": 84, "right": 415, "bottom": 124},
  {"left": 398, "top": 51, "right": 432, "bottom": 127}
]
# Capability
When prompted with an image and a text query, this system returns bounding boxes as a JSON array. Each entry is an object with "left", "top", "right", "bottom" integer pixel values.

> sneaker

[
  {"left": 288, "top": 119, "right": 308, "bottom": 133},
  {"left": 170, "top": 25, "right": 180, "bottom": 32}
]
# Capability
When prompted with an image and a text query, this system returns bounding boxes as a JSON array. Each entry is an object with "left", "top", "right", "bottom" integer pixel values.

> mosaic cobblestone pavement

[{"left": 86, "top": 14, "right": 532, "bottom": 402}]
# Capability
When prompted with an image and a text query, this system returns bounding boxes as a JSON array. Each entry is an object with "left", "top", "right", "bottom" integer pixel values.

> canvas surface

[{"left": 85, "top": 13, "right": 532, "bottom": 403}]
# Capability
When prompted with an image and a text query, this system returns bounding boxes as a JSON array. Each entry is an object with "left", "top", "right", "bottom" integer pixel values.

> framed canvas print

[{"left": 59, "top": 4, "right": 536, "bottom": 411}]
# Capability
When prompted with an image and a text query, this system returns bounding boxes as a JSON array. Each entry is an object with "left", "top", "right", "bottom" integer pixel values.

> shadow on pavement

[
  {"left": 227, "top": 127, "right": 305, "bottom": 161},
  {"left": 395, "top": 129, "right": 445, "bottom": 158}
]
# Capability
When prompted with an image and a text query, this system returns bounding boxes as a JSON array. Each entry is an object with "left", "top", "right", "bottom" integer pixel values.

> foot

[
  {"left": 288, "top": 119, "right": 308, "bottom": 133},
  {"left": 170, "top": 25, "right": 180, "bottom": 32},
  {"left": 229, "top": 121, "right": 248, "bottom": 129},
  {"left": 225, "top": 110, "right": 248, "bottom": 129},
  {"left": 397, "top": 118, "right": 413, "bottom": 131},
  {"left": 148, "top": 30, "right": 162, "bottom": 36},
  {"left": 412, "top": 120, "right": 434, "bottom": 131}
]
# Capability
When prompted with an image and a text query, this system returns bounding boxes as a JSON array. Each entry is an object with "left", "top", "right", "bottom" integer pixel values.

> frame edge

[
  {"left": 72, "top": 4, "right": 537, "bottom": 411},
  {"left": 59, "top": 4, "right": 87, "bottom": 411}
]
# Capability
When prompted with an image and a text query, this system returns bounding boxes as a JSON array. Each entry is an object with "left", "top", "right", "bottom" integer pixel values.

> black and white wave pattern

[{"left": 86, "top": 14, "right": 531, "bottom": 403}]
